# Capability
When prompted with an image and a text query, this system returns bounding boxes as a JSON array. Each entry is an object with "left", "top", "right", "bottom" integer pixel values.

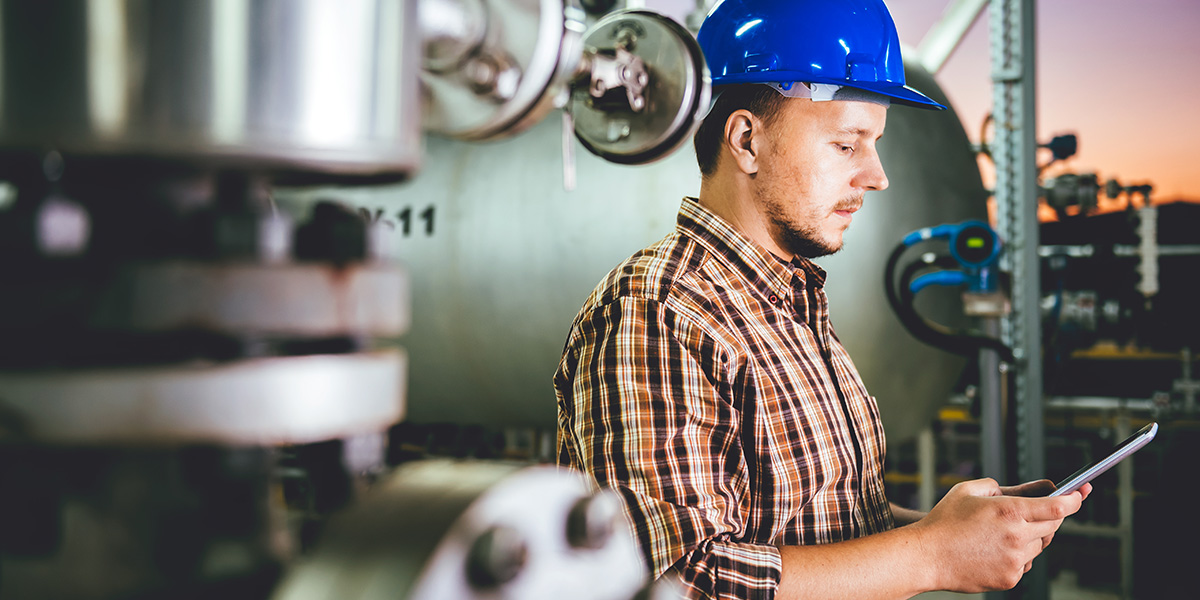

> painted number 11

[{"left": 361, "top": 204, "right": 436, "bottom": 237}]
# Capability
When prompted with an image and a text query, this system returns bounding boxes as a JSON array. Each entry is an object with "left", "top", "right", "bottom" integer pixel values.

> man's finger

[
  {"left": 1026, "top": 517, "right": 1065, "bottom": 540},
  {"left": 1077, "top": 483, "right": 1093, "bottom": 501},
  {"left": 1002, "top": 479, "right": 1055, "bottom": 497},
  {"left": 956, "top": 477, "right": 1002, "bottom": 497},
  {"left": 1022, "top": 536, "right": 1050, "bottom": 567},
  {"left": 1021, "top": 496, "right": 1081, "bottom": 522}
]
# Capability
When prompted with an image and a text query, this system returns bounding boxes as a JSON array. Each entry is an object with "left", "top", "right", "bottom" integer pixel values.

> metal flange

[
  {"left": 91, "top": 261, "right": 410, "bottom": 337},
  {"left": 0, "top": 350, "right": 407, "bottom": 445},
  {"left": 571, "top": 10, "right": 710, "bottom": 165}
]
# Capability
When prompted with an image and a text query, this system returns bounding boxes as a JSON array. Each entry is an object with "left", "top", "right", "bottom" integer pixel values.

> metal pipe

[
  {"left": 917, "top": 426, "right": 937, "bottom": 512},
  {"left": 1059, "top": 521, "right": 1127, "bottom": 537},
  {"left": 917, "top": 0, "right": 989, "bottom": 74},
  {"left": 1116, "top": 413, "right": 1134, "bottom": 599},
  {"left": 980, "top": 317, "right": 1006, "bottom": 483},
  {"left": 686, "top": 0, "right": 713, "bottom": 32}
]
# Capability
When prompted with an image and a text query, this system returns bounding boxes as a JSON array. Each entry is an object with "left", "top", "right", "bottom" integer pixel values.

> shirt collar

[
  {"left": 786, "top": 255, "right": 828, "bottom": 290},
  {"left": 677, "top": 197, "right": 827, "bottom": 303}
]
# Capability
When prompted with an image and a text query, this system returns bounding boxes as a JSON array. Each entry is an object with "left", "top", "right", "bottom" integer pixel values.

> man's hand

[
  {"left": 1000, "top": 478, "right": 1093, "bottom": 500},
  {"left": 911, "top": 478, "right": 1086, "bottom": 593},
  {"left": 999, "top": 479, "right": 1092, "bottom": 557}
]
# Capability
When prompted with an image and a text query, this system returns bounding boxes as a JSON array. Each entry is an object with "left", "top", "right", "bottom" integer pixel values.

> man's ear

[{"left": 724, "top": 109, "right": 762, "bottom": 176}]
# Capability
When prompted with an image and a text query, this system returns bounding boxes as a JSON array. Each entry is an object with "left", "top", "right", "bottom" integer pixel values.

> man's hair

[{"left": 693, "top": 84, "right": 787, "bottom": 177}]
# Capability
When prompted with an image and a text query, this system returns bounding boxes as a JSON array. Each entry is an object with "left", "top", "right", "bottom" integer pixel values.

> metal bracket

[{"left": 581, "top": 44, "right": 649, "bottom": 113}]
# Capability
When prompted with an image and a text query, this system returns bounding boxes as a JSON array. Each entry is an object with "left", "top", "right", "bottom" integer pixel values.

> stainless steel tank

[
  {"left": 286, "top": 58, "right": 986, "bottom": 444},
  {"left": 819, "top": 63, "right": 986, "bottom": 442},
  {"left": 0, "top": 0, "right": 422, "bottom": 180}
]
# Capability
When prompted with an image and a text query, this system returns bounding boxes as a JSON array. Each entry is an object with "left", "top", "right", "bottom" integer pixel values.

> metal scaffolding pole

[{"left": 989, "top": 0, "right": 1046, "bottom": 597}]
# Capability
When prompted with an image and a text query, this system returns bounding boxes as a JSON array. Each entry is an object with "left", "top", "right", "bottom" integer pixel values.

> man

[{"left": 555, "top": 0, "right": 1088, "bottom": 598}]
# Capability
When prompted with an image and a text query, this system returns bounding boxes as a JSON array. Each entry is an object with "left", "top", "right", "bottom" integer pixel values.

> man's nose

[{"left": 856, "top": 150, "right": 889, "bottom": 191}]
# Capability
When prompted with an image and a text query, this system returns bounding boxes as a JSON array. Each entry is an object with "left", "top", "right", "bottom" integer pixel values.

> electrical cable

[
  {"left": 978, "top": 113, "right": 993, "bottom": 162},
  {"left": 899, "top": 265, "right": 1016, "bottom": 362},
  {"left": 886, "top": 246, "right": 977, "bottom": 357},
  {"left": 885, "top": 242, "right": 971, "bottom": 356},
  {"left": 884, "top": 241, "right": 1015, "bottom": 363}
]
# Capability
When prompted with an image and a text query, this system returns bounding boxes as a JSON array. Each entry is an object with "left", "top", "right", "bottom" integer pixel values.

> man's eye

[{"left": 837, "top": 144, "right": 855, "bottom": 154}]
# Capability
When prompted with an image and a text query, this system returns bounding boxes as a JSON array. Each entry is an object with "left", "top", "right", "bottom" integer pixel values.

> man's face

[{"left": 753, "top": 98, "right": 889, "bottom": 258}]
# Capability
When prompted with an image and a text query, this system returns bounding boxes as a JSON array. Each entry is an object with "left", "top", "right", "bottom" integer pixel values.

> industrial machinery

[
  {"left": 880, "top": 121, "right": 1200, "bottom": 598},
  {"left": 272, "top": 460, "right": 661, "bottom": 600},
  {"left": 1035, "top": 171, "right": 1199, "bottom": 599},
  {"left": 885, "top": 220, "right": 1009, "bottom": 363},
  {"left": 14, "top": 0, "right": 1156, "bottom": 597},
  {"left": 299, "top": 50, "right": 991, "bottom": 446},
  {"left": 0, "top": 0, "right": 707, "bottom": 598},
  {"left": 1038, "top": 194, "right": 1200, "bottom": 399}
]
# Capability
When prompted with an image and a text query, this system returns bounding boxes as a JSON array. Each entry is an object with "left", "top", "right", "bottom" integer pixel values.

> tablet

[{"left": 1048, "top": 422, "right": 1158, "bottom": 497}]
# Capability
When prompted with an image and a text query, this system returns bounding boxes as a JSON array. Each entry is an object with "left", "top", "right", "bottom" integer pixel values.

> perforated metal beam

[{"left": 989, "top": 0, "right": 1046, "bottom": 597}]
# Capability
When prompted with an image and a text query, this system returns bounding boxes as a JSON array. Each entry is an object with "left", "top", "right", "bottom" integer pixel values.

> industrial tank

[{"left": 285, "top": 58, "right": 986, "bottom": 444}]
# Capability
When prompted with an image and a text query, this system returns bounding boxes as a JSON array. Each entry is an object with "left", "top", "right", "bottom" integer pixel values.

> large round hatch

[{"left": 571, "top": 11, "right": 710, "bottom": 165}]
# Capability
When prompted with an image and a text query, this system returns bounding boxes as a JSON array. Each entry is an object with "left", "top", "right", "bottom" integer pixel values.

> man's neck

[{"left": 697, "top": 175, "right": 794, "bottom": 262}]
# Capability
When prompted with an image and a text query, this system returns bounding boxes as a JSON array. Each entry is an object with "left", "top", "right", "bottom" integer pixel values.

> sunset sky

[{"left": 886, "top": 0, "right": 1200, "bottom": 203}]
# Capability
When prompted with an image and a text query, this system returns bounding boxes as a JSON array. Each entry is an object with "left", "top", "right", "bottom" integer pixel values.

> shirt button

[{"left": 769, "top": 294, "right": 779, "bottom": 304}]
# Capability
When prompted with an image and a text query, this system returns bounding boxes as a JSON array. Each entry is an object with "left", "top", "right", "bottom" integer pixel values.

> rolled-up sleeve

[{"left": 556, "top": 296, "right": 783, "bottom": 599}]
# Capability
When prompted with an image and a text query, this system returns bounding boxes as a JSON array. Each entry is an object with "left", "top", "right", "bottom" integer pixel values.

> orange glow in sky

[{"left": 888, "top": 0, "right": 1200, "bottom": 203}]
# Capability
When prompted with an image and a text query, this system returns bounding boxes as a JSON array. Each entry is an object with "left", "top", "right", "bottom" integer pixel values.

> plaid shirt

[{"left": 555, "top": 198, "right": 894, "bottom": 599}]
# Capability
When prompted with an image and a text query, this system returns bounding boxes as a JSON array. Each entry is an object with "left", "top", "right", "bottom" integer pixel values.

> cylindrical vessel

[
  {"left": 285, "top": 59, "right": 987, "bottom": 443},
  {"left": 0, "top": 0, "right": 421, "bottom": 181}
]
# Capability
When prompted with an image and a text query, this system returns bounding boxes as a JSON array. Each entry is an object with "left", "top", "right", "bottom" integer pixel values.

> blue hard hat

[{"left": 696, "top": 0, "right": 945, "bottom": 110}]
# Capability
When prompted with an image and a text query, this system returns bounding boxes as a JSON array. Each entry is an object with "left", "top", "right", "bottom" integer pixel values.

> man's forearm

[
  {"left": 776, "top": 478, "right": 1086, "bottom": 598},
  {"left": 776, "top": 524, "right": 934, "bottom": 599}
]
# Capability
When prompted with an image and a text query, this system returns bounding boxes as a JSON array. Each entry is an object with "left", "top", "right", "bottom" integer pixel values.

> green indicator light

[{"left": 966, "top": 237, "right": 985, "bottom": 249}]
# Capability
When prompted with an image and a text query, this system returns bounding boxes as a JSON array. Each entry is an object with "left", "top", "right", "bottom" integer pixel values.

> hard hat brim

[{"left": 713, "top": 72, "right": 946, "bottom": 111}]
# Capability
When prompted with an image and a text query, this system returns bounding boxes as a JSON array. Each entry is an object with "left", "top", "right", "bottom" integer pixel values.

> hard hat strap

[
  {"left": 766, "top": 81, "right": 840, "bottom": 101},
  {"left": 765, "top": 81, "right": 890, "bottom": 107}
]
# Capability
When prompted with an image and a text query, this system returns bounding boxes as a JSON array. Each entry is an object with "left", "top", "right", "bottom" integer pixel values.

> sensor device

[{"left": 951, "top": 222, "right": 1000, "bottom": 268}]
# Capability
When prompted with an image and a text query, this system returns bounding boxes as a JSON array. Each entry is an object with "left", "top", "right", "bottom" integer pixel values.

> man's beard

[
  {"left": 767, "top": 197, "right": 862, "bottom": 258},
  {"left": 776, "top": 221, "right": 841, "bottom": 258}
]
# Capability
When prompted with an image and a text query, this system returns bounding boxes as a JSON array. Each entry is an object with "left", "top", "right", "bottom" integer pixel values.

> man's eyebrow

[
  {"left": 833, "top": 126, "right": 885, "bottom": 142},
  {"left": 835, "top": 126, "right": 873, "bottom": 137}
]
